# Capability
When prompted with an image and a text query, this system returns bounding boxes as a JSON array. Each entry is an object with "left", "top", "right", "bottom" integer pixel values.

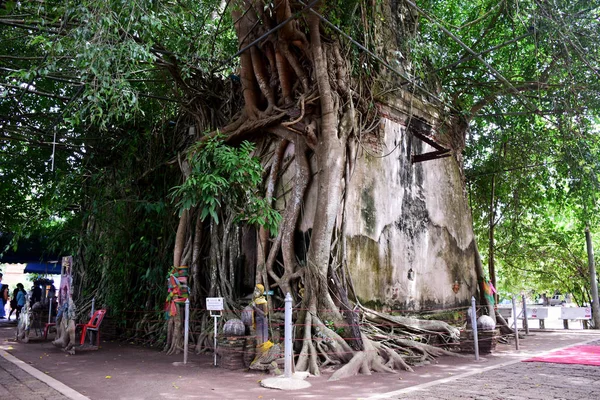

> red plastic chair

[
  {"left": 43, "top": 323, "right": 56, "bottom": 340},
  {"left": 78, "top": 309, "right": 106, "bottom": 346}
]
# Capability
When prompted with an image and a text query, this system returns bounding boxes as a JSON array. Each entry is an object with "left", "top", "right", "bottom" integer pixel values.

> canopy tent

[
  {"left": 23, "top": 262, "right": 61, "bottom": 275},
  {"left": 0, "top": 232, "right": 60, "bottom": 266}
]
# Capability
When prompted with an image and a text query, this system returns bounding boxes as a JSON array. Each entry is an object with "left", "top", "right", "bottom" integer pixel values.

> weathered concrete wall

[
  {"left": 342, "top": 106, "right": 476, "bottom": 311},
  {"left": 273, "top": 94, "right": 477, "bottom": 311}
]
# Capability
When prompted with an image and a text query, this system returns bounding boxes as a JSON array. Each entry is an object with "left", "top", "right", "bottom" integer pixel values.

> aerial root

[
  {"left": 328, "top": 335, "right": 396, "bottom": 381},
  {"left": 373, "top": 342, "right": 414, "bottom": 372}
]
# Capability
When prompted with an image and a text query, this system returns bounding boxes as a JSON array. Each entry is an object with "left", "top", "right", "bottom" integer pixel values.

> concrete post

[
  {"left": 284, "top": 292, "right": 293, "bottom": 377},
  {"left": 471, "top": 297, "right": 479, "bottom": 361},
  {"left": 585, "top": 227, "right": 600, "bottom": 329},
  {"left": 522, "top": 295, "right": 529, "bottom": 335},
  {"left": 184, "top": 298, "right": 190, "bottom": 364},
  {"left": 512, "top": 296, "right": 519, "bottom": 350}
]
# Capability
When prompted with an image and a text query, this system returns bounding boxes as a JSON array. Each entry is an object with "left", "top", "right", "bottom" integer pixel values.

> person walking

[
  {"left": 8, "top": 287, "right": 19, "bottom": 320},
  {"left": 0, "top": 273, "right": 7, "bottom": 319},
  {"left": 15, "top": 283, "right": 26, "bottom": 320}
]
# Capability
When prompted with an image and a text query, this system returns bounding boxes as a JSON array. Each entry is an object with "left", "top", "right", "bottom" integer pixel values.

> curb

[
  {"left": 364, "top": 336, "right": 600, "bottom": 399},
  {"left": 0, "top": 348, "right": 90, "bottom": 400}
]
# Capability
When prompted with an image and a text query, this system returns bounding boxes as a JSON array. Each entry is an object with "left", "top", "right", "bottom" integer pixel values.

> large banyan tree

[
  {"left": 164, "top": 0, "right": 475, "bottom": 377},
  {"left": 4, "top": 0, "right": 598, "bottom": 379}
]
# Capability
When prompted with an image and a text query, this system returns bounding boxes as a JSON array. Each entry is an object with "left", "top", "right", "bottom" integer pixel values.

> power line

[
  {"left": 297, "top": 0, "right": 459, "bottom": 114},
  {"left": 404, "top": 0, "right": 542, "bottom": 118},
  {"left": 212, "top": 0, "right": 320, "bottom": 72},
  {"left": 435, "top": 30, "right": 534, "bottom": 73},
  {"left": 466, "top": 161, "right": 560, "bottom": 180}
]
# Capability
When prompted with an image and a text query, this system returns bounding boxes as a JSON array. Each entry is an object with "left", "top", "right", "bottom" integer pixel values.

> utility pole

[{"left": 585, "top": 227, "right": 600, "bottom": 329}]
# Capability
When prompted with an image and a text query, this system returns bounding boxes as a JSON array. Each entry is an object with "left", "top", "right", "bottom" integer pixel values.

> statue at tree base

[
  {"left": 52, "top": 296, "right": 77, "bottom": 354},
  {"left": 244, "top": 284, "right": 282, "bottom": 372},
  {"left": 16, "top": 291, "right": 31, "bottom": 343}
]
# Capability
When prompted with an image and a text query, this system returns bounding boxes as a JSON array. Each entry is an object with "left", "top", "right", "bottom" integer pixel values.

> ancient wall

[{"left": 342, "top": 99, "right": 476, "bottom": 311}]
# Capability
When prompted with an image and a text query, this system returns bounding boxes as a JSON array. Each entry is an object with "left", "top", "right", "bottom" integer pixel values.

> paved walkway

[
  {"left": 0, "top": 353, "right": 71, "bottom": 400},
  {"left": 367, "top": 339, "right": 600, "bottom": 400},
  {"left": 1, "top": 317, "right": 599, "bottom": 399},
  {"left": 385, "top": 361, "right": 600, "bottom": 400}
]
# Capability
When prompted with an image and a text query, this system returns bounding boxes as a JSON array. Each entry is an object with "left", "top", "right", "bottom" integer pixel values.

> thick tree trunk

[
  {"left": 474, "top": 241, "right": 496, "bottom": 324},
  {"left": 303, "top": 11, "right": 346, "bottom": 321},
  {"left": 488, "top": 173, "right": 497, "bottom": 303}
]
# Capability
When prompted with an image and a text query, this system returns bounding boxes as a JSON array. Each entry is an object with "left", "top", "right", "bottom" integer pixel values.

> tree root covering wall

[{"left": 274, "top": 95, "right": 476, "bottom": 312}]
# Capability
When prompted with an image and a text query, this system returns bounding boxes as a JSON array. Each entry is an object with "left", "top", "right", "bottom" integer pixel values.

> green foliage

[
  {"left": 411, "top": 0, "right": 600, "bottom": 302},
  {"left": 324, "top": 319, "right": 345, "bottom": 336},
  {"left": 171, "top": 135, "right": 281, "bottom": 235}
]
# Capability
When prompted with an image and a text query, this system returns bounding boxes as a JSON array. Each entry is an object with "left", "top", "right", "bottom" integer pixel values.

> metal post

[
  {"left": 512, "top": 296, "right": 519, "bottom": 350},
  {"left": 184, "top": 299, "right": 190, "bottom": 365},
  {"left": 585, "top": 227, "right": 600, "bottom": 329},
  {"left": 213, "top": 315, "right": 218, "bottom": 367},
  {"left": 48, "top": 299, "right": 52, "bottom": 325},
  {"left": 89, "top": 297, "right": 96, "bottom": 345},
  {"left": 471, "top": 296, "right": 479, "bottom": 361},
  {"left": 522, "top": 295, "right": 529, "bottom": 335},
  {"left": 284, "top": 292, "right": 293, "bottom": 377}
]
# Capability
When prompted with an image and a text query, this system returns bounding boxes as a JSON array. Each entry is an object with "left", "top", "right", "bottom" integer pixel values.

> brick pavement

[
  {"left": 2, "top": 318, "right": 600, "bottom": 400},
  {"left": 0, "top": 357, "right": 70, "bottom": 400},
  {"left": 387, "top": 362, "right": 599, "bottom": 400},
  {"left": 376, "top": 340, "right": 600, "bottom": 400}
]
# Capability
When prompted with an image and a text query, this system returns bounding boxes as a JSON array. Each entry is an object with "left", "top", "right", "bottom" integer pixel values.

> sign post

[{"left": 206, "top": 297, "right": 224, "bottom": 367}]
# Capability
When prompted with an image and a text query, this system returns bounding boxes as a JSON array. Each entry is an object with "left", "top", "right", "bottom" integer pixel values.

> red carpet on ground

[{"left": 522, "top": 345, "right": 600, "bottom": 366}]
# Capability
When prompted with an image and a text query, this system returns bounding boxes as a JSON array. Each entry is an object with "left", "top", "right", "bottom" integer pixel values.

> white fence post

[
  {"left": 184, "top": 298, "right": 190, "bottom": 365},
  {"left": 471, "top": 296, "right": 479, "bottom": 361},
  {"left": 521, "top": 295, "right": 529, "bottom": 335},
  {"left": 512, "top": 296, "right": 519, "bottom": 350},
  {"left": 284, "top": 292, "right": 293, "bottom": 378}
]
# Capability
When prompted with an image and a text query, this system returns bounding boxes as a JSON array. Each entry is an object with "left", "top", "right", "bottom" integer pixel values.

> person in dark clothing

[
  {"left": 15, "top": 283, "right": 26, "bottom": 320},
  {"left": 31, "top": 281, "right": 42, "bottom": 305},
  {"left": 8, "top": 287, "right": 19, "bottom": 320},
  {"left": 0, "top": 273, "right": 7, "bottom": 319}
]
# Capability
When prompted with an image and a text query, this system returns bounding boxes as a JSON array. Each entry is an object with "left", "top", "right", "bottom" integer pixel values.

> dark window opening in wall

[{"left": 407, "top": 117, "right": 451, "bottom": 164}]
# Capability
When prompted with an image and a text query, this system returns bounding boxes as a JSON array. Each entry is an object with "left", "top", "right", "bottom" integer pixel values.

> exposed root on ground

[{"left": 294, "top": 305, "right": 464, "bottom": 381}]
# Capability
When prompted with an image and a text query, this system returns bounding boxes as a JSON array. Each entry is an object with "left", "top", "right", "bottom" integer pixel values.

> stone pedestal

[
  {"left": 243, "top": 336, "right": 257, "bottom": 367},
  {"left": 217, "top": 337, "right": 246, "bottom": 369},
  {"left": 460, "top": 329, "right": 499, "bottom": 354}
]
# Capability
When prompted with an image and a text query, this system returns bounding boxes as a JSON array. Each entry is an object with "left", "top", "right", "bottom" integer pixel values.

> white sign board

[
  {"left": 560, "top": 307, "right": 591, "bottom": 320},
  {"left": 527, "top": 307, "right": 548, "bottom": 319},
  {"left": 498, "top": 307, "right": 512, "bottom": 319},
  {"left": 206, "top": 297, "right": 224, "bottom": 311}
]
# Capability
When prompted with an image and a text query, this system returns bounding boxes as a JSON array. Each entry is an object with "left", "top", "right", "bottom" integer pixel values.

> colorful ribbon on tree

[
  {"left": 480, "top": 277, "right": 496, "bottom": 306},
  {"left": 165, "top": 265, "right": 189, "bottom": 318}
]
